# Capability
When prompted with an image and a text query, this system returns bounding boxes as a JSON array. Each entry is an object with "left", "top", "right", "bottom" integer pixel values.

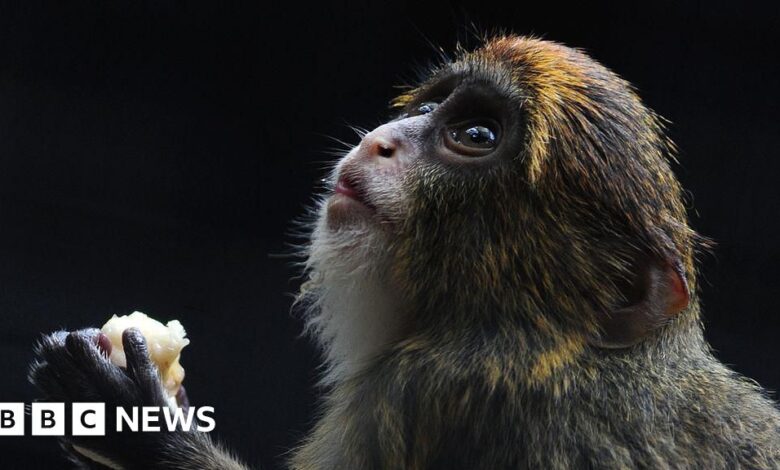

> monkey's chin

[{"left": 325, "top": 193, "right": 374, "bottom": 229}]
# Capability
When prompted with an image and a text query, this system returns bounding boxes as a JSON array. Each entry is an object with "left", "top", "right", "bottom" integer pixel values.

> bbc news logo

[{"left": 0, "top": 403, "right": 216, "bottom": 436}]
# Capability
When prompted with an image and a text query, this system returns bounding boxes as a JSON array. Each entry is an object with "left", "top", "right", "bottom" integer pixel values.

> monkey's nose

[
  {"left": 356, "top": 125, "right": 405, "bottom": 167},
  {"left": 368, "top": 137, "right": 396, "bottom": 159}
]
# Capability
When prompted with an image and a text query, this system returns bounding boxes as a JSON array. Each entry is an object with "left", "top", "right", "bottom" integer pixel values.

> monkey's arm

[{"left": 29, "top": 328, "right": 249, "bottom": 470}]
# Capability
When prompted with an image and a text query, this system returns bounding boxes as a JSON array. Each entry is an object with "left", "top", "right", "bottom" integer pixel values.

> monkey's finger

[
  {"left": 65, "top": 329, "right": 137, "bottom": 403},
  {"left": 31, "top": 330, "right": 69, "bottom": 364},
  {"left": 63, "top": 328, "right": 103, "bottom": 364},
  {"left": 28, "top": 361, "right": 69, "bottom": 402},
  {"left": 64, "top": 329, "right": 113, "bottom": 369},
  {"left": 29, "top": 331, "right": 70, "bottom": 398},
  {"left": 122, "top": 327, "right": 168, "bottom": 406},
  {"left": 30, "top": 331, "right": 92, "bottom": 400}
]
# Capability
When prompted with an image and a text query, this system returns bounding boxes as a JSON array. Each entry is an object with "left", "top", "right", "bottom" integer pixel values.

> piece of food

[{"left": 101, "top": 311, "right": 189, "bottom": 403}]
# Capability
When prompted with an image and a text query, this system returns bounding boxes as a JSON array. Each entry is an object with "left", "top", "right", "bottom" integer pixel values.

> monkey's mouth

[
  {"left": 327, "top": 173, "right": 375, "bottom": 225},
  {"left": 334, "top": 174, "right": 372, "bottom": 209}
]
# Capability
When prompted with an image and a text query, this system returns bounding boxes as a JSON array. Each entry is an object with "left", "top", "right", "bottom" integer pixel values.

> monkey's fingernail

[{"left": 96, "top": 332, "right": 112, "bottom": 356}]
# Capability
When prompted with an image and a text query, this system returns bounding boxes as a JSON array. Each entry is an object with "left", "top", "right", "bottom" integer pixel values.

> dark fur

[
  {"left": 29, "top": 329, "right": 246, "bottom": 469},
  {"left": 291, "top": 36, "right": 780, "bottom": 469},
  {"left": 31, "top": 36, "right": 780, "bottom": 469}
]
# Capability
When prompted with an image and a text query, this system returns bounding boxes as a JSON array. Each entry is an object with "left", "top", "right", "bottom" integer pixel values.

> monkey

[{"left": 29, "top": 35, "right": 780, "bottom": 469}]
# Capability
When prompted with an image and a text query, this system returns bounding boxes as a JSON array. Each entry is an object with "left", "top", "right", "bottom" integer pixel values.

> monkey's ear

[{"left": 590, "top": 258, "right": 689, "bottom": 348}]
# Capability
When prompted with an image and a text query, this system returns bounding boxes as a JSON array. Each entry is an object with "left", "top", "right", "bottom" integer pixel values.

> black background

[{"left": 0, "top": 1, "right": 778, "bottom": 468}]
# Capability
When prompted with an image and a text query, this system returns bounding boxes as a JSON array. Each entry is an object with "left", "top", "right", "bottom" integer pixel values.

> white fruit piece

[{"left": 101, "top": 311, "right": 189, "bottom": 401}]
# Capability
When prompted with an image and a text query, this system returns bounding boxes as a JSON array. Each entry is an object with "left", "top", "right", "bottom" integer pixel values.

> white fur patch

[{"left": 297, "top": 199, "right": 405, "bottom": 385}]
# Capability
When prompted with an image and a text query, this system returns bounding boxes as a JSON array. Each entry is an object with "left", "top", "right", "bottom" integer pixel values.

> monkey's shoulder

[{"left": 331, "top": 343, "right": 780, "bottom": 469}]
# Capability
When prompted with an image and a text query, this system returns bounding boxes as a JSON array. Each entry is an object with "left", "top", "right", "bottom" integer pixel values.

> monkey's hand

[{"left": 29, "top": 328, "right": 248, "bottom": 470}]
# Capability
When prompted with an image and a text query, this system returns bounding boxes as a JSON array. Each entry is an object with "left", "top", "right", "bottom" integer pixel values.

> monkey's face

[
  {"left": 325, "top": 72, "right": 525, "bottom": 230},
  {"left": 317, "top": 36, "right": 695, "bottom": 345}
]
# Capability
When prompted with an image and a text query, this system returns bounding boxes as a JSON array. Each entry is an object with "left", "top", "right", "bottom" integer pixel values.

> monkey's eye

[
  {"left": 416, "top": 101, "right": 440, "bottom": 115},
  {"left": 445, "top": 121, "right": 499, "bottom": 156}
]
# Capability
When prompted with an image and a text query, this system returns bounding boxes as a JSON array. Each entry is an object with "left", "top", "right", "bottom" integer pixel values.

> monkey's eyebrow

[
  {"left": 451, "top": 59, "right": 520, "bottom": 99},
  {"left": 410, "top": 71, "right": 461, "bottom": 103}
]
